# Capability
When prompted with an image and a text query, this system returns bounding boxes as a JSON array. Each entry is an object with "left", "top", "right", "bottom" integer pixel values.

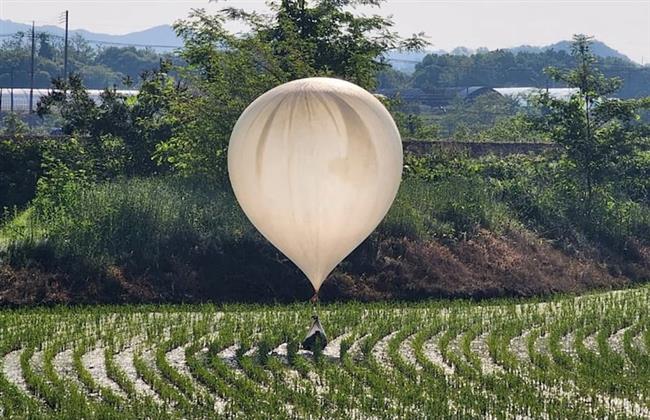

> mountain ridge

[
  {"left": 387, "top": 40, "right": 634, "bottom": 73},
  {"left": 0, "top": 19, "right": 634, "bottom": 64},
  {"left": 0, "top": 19, "right": 182, "bottom": 48}
]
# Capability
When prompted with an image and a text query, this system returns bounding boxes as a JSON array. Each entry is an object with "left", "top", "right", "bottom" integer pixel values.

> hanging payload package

[{"left": 302, "top": 315, "right": 328, "bottom": 352}]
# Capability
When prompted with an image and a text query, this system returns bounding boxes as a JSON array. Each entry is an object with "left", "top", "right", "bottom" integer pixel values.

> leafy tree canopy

[
  {"left": 407, "top": 47, "right": 650, "bottom": 99},
  {"left": 154, "top": 0, "right": 426, "bottom": 182},
  {"left": 534, "top": 35, "right": 650, "bottom": 216},
  {"left": 37, "top": 63, "right": 185, "bottom": 178}
]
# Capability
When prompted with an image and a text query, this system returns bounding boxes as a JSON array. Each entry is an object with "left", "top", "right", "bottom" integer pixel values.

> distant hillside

[
  {"left": 0, "top": 20, "right": 182, "bottom": 50},
  {"left": 0, "top": 19, "right": 635, "bottom": 67},
  {"left": 387, "top": 39, "right": 634, "bottom": 73},
  {"left": 510, "top": 40, "right": 631, "bottom": 62}
]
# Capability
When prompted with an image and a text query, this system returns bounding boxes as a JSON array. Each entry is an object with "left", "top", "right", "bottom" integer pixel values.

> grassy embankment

[{"left": 1, "top": 151, "right": 648, "bottom": 305}]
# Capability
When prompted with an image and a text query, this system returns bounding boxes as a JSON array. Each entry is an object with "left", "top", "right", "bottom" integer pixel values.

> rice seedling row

[{"left": 1, "top": 287, "right": 649, "bottom": 418}]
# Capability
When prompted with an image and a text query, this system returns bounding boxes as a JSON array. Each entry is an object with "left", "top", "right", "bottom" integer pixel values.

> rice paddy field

[{"left": 1, "top": 286, "right": 649, "bottom": 419}]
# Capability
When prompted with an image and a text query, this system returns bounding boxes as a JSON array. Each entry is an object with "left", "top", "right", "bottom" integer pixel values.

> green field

[{"left": 1, "top": 287, "right": 649, "bottom": 419}]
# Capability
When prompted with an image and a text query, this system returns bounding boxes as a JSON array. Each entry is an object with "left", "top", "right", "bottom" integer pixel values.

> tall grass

[
  {"left": 3, "top": 177, "right": 253, "bottom": 271},
  {"left": 1, "top": 172, "right": 513, "bottom": 280},
  {"left": 2, "top": 152, "right": 648, "bottom": 282},
  {"left": 382, "top": 176, "right": 510, "bottom": 240}
]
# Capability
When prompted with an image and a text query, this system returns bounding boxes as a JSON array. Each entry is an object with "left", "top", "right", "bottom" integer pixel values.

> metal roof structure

[
  {"left": 378, "top": 86, "right": 579, "bottom": 108},
  {"left": 494, "top": 87, "right": 578, "bottom": 105},
  {"left": 1, "top": 86, "right": 580, "bottom": 113},
  {"left": 0, "top": 88, "right": 139, "bottom": 113},
  {"left": 377, "top": 86, "right": 500, "bottom": 107}
]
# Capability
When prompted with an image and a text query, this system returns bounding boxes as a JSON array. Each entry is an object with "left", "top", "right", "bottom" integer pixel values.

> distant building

[
  {"left": 494, "top": 87, "right": 578, "bottom": 105},
  {"left": 2, "top": 86, "right": 579, "bottom": 114},
  {"left": 378, "top": 86, "right": 578, "bottom": 108},
  {"left": 0, "top": 88, "right": 139, "bottom": 113},
  {"left": 378, "top": 86, "right": 500, "bottom": 108}
]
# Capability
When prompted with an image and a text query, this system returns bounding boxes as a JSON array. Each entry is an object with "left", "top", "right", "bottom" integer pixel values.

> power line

[
  {"left": 385, "top": 60, "right": 650, "bottom": 73},
  {"left": 55, "top": 35, "right": 177, "bottom": 49},
  {"left": 0, "top": 31, "right": 179, "bottom": 49},
  {"left": 81, "top": 39, "right": 179, "bottom": 49},
  {"left": 38, "top": 31, "right": 180, "bottom": 49}
]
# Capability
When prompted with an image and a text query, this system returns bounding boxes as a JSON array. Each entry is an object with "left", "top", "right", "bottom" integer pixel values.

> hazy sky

[{"left": 1, "top": 0, "right": 649, "bottom": 63}]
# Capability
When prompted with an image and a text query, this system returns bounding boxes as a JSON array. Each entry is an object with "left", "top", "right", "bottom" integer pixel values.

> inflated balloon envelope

[{"left": 228, "top": 77, "right": 403, "bottom": 298}]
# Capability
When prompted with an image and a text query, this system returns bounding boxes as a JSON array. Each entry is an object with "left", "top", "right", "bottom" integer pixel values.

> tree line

[
  {"left": 380, "top": 48, "right": 650, "bottom": 99},
  {"left": 0, "top": 31, "right": 173, "bottom": 89}
]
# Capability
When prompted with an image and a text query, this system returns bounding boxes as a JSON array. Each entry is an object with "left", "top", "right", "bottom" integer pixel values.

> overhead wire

[{"left": 0, "top": 30, "right": 179, "bottom": 48}]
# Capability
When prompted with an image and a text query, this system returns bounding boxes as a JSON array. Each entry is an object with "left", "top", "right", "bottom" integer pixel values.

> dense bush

[
  {"left": 8, "top": 158, "right": 516, "bottom": 270},
  {"left": 16, "top": 177, "right": 246, "bottom": 267},
  {"left": 0, "top": 137, "right": 43, "bottom": 217},
  {"left": 18, "top": 150, "right": 650, "bottom": 264},
  {"left": 37, "top": 70, "right": 181, "bottom": 177},
  {"left": 383, "top": 176, "right": 509, "bottom": 240},
  {"left": 403, "top": 152, "right": 650, "bottom": 256}
]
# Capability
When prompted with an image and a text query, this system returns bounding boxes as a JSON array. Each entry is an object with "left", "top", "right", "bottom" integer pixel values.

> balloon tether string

[{"left": 310, "top": 291, "right": 320, "bottom": 317}]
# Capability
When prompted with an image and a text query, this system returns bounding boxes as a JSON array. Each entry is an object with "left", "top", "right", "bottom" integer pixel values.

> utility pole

[
  {"left": 63, "top": 10, "right": 69, "bottom": 80},
  {"left": 29, "top": 21, "right": 36, "bottom": 113}
]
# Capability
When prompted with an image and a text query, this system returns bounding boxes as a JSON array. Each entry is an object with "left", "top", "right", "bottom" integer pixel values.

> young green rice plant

[{"left": 1, "top": 286, "right": 649, "bottom": 418}]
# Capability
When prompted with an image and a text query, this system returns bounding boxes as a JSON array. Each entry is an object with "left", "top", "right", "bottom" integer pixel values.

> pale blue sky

[{"left": 1, "top": 0, "right": 649, "bottom": 63}]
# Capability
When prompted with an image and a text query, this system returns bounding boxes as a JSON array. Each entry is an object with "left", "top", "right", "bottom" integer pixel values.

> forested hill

[
  {"left": 0, "top": 20, "right": 180, "bottom": 90},
  {"left": 0, "top": 36, "right": 177, "bottom": 90},
  {"left": 509, "top": 39, "right": 632, "bottom": 61},
  {"left": 383, "top": 48, "right": 650, "bottom": 99}
]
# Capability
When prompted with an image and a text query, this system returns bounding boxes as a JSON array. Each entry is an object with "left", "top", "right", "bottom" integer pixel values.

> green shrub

[
  {"left": 1, "top": 113, "right": 29, "bottom": 137},
  {"left": 13, "top": 177, "right": 251, "bottom": 272},
  {"left": 384, "top": 154, "right": 511, "bottom": 240},
  {"left": 0, "top": 137, "right": 43, "bottom": 217}
]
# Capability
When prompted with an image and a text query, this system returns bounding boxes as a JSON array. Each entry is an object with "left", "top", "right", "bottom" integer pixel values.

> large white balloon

[{"left": 228, "top": 77, "right": 403, "bottom": 292}]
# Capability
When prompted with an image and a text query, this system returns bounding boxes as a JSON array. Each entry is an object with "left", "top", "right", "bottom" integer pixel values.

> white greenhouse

[
  {"left": 0, "top": 88, "right": 139, "bottom": 113},
  {"left": 494, "top": 87, "right": 578, "bottom": 105}
]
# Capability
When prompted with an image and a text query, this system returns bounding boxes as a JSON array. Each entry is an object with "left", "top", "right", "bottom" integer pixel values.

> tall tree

[
  {"left": 38, "top": 33, "right": 56, "bottom": 60},
  {"left": 537, "top": 35, "right": 650, "bottom": 216},
  {"left": 155, "top": 0, "right": 426, "bottom": 181}
]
